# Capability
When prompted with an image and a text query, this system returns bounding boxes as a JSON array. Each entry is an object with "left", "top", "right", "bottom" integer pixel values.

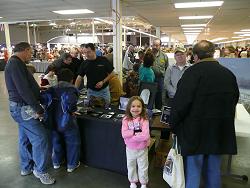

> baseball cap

[{"left": 174, "top": 47, "right": 186, "bottom": 54}]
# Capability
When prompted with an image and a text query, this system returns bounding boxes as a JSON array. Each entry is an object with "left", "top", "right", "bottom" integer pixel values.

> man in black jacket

[
  {"left": 170, "top": 40, "right": 239, "bottom": 188},
  {"left": 45, "top": 53, "right": 76, "bottom": 76}
]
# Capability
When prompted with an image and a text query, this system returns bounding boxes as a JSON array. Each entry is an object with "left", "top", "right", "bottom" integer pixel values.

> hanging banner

[{"left": 218, "top": 58, "right": 250, "bottom": 113}]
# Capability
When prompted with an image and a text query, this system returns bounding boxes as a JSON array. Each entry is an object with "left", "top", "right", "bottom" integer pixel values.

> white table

[{"left": 223, "top": 104, "right": 250, "bottom": 181}]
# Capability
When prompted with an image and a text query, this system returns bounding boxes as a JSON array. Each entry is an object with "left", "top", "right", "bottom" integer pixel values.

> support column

[
  {"left": 33, "top": 25, "right": 37, "bottom": 45},
  {"left": 149, "top": 29, "right": 152, "bottom": 46},
  {"left": 4, "top": 23, "right": 11, "bottom": 59},
  {"left": 156, "top": 27, "right": 161, "bottom": 39},
  {"left": 75, "top": 24, "right": 78, "bottom": 44},
  {"left": 168, "top": 34, "right": 172, "bottom": 48},
  {"left": 123, "top": 28, "right": 127, "bottom": 47},
  {"left": 101, "top": 26, "right": 104, "bottom": 44},
  {"left": 112, "top": 0, "right": 122, "bottom": 82},
  {"left": 139, "top": 32, "right": 142, "bottom": 47},
  {"left": 92, "top": 19, "right": 95, "bottom": 43},
  {"left": 26, "top": 22, "right": 30, "bottom": 44},
  {"left": 173, "top": 38, "right": 176, "bottom": 48}
]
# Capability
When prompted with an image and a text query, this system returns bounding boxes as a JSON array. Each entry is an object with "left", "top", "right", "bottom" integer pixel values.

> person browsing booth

[
  {"left": 164, "top": 46, "right": 191, "bottom": 104},
  {"left": 161, "top": 47, "right": 191, "bottom": 140},
  {"left": 169, "top": 40, "right": 239, "bottom": 188},
  {"left": 4, "top": 42, "right": 55, "bottom": 185},
  {"left": 152, "top": 38, "right": 168, "bottom": 110},
  {"left": 41, "top": 68, "right": 81, "bottom": 173},
  {"left": 75, "top": 43, "right": 114, "bottom": 104}
]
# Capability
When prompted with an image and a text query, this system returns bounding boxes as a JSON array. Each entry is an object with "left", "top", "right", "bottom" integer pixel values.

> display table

[
  {"left": 150, "top": 115, "right": 170, "bottom": 130},
  {"left": 0, "top": 59, "right": 5, "bottom": 71},
  {"left": 77, "top": 107, "right": 171, "bottom": 175},
  {"left": 77, "top": 113, "right": 127, "bottom": 175},
  {"left": 223, "top": 104, "right": 250, "bottom": 181}
]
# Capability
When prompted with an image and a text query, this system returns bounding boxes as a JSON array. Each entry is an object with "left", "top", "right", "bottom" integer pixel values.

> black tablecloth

[
  {"left": 0, "top": 59, "right": 5, "bottom": 71},
  {"left": 77, "top": 112, "right": 127, "bottom": 175}
]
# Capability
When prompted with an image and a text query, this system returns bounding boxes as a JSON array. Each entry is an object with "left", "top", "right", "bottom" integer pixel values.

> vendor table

[
  {"left": 77, "top": 112, "right": 127, "bottom": 175},
  {"left": 77, "top": 108, "right": 170, "bottom": 175},
  {"left": 0, "top": 59, "right": 5, "bottom": 71}
]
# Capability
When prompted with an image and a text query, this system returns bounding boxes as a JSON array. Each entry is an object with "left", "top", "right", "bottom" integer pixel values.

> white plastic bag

[{"left": 163, "top": 136, "right": 185, "bottom": 188}]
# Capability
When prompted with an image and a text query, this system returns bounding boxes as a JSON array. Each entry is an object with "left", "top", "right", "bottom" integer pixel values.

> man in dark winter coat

[{"left": 170, "top": 40, "right": 239, "bottom": 188}]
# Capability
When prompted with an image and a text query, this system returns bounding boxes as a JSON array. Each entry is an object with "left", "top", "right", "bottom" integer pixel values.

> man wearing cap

[
  {"left": 161, "top": 47, "right": 190, "bottom": 140},
  {"left": 164, "top": 47, "right": 191, "bottom": 104}
]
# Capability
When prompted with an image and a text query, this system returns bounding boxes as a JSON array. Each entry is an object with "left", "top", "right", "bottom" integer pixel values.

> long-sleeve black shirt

[{"left": 5, "top": 55, "right": 43, "bottom": 113}]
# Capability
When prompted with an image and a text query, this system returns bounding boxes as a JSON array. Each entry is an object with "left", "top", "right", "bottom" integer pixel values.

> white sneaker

[
  {"left": 67, "top": 162, "right": 80, "bottom": 173},
  {"left": 53, "top": 164, "right": 60, "bottom": 169},
  {"left": 130, "top": 183, "right": 137, "bottom": 188},
  {"left": 141, "top": 185, "right": 147, "bottom": 188},
  {"left": 33, "top": 170, "right": 55, "bottom": 185},
  {"left": 21, "top": 169, "right": 33, "bottom": 176}
]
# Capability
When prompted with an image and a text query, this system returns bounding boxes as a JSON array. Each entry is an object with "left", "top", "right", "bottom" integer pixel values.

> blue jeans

[
  {"left": 184, "top": 155, "right": 221, "bottom": 188},
  {"left": 87, "top": 86, "right": 111, "bottom": 104},
  {"left": 9, "top": 101, "right": 50, "bottom": 174},
  {"left": 52, "top": 126, "right": 81, "bottom": 169}
]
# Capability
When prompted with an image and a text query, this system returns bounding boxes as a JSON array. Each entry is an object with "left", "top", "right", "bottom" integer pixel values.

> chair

[{"left": 138, "top": 81, "right": 158, "bottom": 110}]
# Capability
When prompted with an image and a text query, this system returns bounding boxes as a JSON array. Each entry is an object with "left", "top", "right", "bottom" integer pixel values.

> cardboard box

[{"left": 154, "top": 139, "right": 172, "bottom": 168}]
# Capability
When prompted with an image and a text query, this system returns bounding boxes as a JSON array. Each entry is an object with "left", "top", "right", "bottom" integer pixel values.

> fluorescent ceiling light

[
  {"left": 234, "top": 31, "right": 250, "bottom": 34},
  {"left": 175, "top": 1, "right": 224, "bottom": 8},
  {"left": 179, "top": 15, "right": 213, "bottom": 20},
  {"left": 183, "top": 30, "right": 202, "bottom": 32},
  {"left": 184, "top": 33, "right": 199, "bottom": 35},
  {"left": 215, "top": 38, "right": 250, "bottom": 44},
  {"left": 210, "top": 37, "right": 228, "bottom": 42},
  {"left": 49, "top": 23, "right": 56, "bottom": 26},
  {"left": 53, "top": 9, "right": 94, "bottom": 15},
  {"left": 181, "top": 24, "right": 207, "bottom": 27},
  {"left": 240, "top": 29, "right": 250, "bottom": 32},
  {"left": 0, "top": 17, "right": 3, "bottom": 19},
  {"left": 232, "top": 36, "right": 243, "bottom": 39},
  {"left": 182, "top": 27, "right": 204, "bottom": 30},
  {"left": 239, "top": 34, "right": 250, "bottom": 37},
  {"left": 184, "top": 31, "right": 201, "bottom": 33}
]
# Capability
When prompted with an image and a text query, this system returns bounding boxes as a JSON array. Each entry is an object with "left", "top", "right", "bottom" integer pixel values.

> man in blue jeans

[
  {"left": 5, "top": 42, "right": 55, "bottom": 185},
  {"left": 169, "top": 40, "right": 239, "bottom": 188}
]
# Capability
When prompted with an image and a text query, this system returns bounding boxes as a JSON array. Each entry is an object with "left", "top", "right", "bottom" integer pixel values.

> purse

[{"left": 163, "top": 135, "right": 185, "bottom": 188}]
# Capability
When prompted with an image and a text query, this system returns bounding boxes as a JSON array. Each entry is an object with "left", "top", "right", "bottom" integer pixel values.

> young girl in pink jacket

[{"left": 121, "top": 96, "right": 150, "bottom": 188}]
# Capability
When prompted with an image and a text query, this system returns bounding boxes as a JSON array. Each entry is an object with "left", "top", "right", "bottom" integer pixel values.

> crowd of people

[{"left": 4, "top": 40, "right": 239, "bottom": 188}]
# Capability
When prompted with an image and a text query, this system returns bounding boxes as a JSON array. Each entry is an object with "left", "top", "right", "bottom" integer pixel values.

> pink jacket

[{"left": 121, "top": 116, "right": 150, "bottom": 150}]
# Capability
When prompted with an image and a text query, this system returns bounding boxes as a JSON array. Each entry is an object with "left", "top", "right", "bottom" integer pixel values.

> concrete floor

[{"left": 0, "top": 71, "right": 249, "bottom": 188}]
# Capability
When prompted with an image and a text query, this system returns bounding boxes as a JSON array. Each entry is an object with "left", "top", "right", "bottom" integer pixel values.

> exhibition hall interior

[{"left": 0, "top": 0, "right": 250, "bottom": 187}]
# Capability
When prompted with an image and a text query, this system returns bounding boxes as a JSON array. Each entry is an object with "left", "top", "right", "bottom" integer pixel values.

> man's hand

[
  {"left": 95, "top": 80, "right": 104, "bottom": 89},
  {"left": 72, "top": 111, "right": 81, "bottom": 116}
]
